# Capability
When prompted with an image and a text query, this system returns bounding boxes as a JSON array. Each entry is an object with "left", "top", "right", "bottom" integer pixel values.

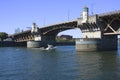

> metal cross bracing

[{"left": 99, "top": 10, "right": 120, "bottom": 35}]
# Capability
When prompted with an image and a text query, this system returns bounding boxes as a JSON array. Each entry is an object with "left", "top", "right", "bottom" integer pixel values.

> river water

[{"left": 0, "top": 45, "right": 120, "bottom": 80}]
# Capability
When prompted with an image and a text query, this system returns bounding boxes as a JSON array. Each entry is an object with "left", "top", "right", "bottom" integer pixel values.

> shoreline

[{"left": 0, "top": 41, "right": 75, "bottom": 47}]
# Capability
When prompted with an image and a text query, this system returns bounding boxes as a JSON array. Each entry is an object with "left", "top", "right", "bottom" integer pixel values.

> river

[{"left": 0, "top": 45, "right": 120, "bottom": 80}]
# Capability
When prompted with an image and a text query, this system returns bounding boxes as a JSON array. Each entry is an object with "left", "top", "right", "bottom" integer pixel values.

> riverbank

[
  {"left": 0, "top": 41, "right": 27, "bottom": 47},
  {"left": 0, "top": 41, "right": 75, "bottom": 47},
  {"left": 56, "top": 42, "right": 75, "bottom": 46}
]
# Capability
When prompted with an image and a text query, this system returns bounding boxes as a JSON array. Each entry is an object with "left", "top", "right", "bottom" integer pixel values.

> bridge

[{"left": 10, "top": 7, "right": 120, "bottom": 51}]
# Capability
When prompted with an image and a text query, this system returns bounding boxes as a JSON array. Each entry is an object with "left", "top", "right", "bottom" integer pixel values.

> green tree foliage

[{"left": 0, "top": 32, "right": 8, "bottom": 41}]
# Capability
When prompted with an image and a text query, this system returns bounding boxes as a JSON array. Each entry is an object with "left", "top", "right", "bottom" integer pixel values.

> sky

[{"left": 0, "top": 0, "right": 120, "bottom": 38}]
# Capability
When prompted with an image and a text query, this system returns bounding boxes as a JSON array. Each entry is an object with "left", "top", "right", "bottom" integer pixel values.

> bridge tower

[
  {"left": 76, "top": 7, "right": 117, "bottom": 51},
  {"left": 82, "top": 6, "right": 89, "bottom": 23}
]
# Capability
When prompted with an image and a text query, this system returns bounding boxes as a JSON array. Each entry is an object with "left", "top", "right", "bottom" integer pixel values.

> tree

[{"left": 0, "top": 32, "right": 8, "bottom": 41}]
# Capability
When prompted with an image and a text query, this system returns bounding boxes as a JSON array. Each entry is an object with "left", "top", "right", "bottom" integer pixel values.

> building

[{"left": 58, "top": 35, "right": 73, "bottom": 40}]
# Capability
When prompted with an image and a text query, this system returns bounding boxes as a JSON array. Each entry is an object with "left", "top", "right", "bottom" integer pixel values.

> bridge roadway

[{"left": 10, "top": 9, "right": 120, "bottom": 51}]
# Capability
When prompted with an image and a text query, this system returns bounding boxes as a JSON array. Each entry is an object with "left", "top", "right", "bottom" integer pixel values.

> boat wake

[{"left": 40, "top": 44, "right": 56, "bottom": 50}]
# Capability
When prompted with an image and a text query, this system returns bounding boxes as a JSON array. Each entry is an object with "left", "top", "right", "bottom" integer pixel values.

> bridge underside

[
  {"left": 12, "top": 21, "right": 77, "bottom": 42},
  {"left": 41, "top": 21, "right": 77, "bottom": 36},
  {"left": 12, "top": 30, "right": 34, "bottom": 42},
  {"left": 99, "top": 11, "right": 120, "bottom": 35}
]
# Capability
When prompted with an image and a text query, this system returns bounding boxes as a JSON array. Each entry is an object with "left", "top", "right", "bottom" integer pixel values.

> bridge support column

[
  {"left": 76, "top": 35, "right": 117, "bottom": 51},
  {"left": 27, "top": 41, "right": 41, "bottom": 48},
  {"left": 27, "top": 35, "right": 56, "bottom": 48}
]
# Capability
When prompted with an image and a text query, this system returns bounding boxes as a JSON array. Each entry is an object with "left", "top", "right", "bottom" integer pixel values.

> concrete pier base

[
  {"left": 27, "top": 41, "right": 48, "bottom": 48},
  {"left": 76, "top": 38, "right": 100, "bottom": 51},
  {"left": 27, "top": 41, "right": 41, "bottom": 48},
  {"left": 27, "top": 35, "right": 56, "bottom": 48},
  {"left": 76, "top": 36, "right": 117, "bottom": 51}
]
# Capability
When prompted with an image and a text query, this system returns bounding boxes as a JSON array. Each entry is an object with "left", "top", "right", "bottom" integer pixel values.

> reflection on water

[
  {"left": 0, "top": 46, "right": 120, "bottom": 80},
  {"left": 76, "top": 51, "right": 120, "bottom": 80}
]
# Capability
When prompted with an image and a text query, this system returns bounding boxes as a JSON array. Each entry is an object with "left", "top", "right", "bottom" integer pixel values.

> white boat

[{"left": 45, "top": 44, "right": 56, "bottom": 50}]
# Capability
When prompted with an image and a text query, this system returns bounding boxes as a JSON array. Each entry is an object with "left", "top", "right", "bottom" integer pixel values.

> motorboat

[{"left": 46, "top": 44, "right": 56, "bottom": 50}]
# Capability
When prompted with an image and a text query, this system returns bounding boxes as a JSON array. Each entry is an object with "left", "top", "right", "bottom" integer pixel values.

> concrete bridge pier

[
  {"left": 76, "top": 35, "right": 117, "bottom": 51},
  {"left": 27, "top": 35, "right": 56, "bottom": 48}
]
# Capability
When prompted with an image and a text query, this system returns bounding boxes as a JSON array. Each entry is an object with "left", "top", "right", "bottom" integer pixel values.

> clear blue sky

[{"left": 0, "top": 0, "right": 120, "bottom": 38}]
